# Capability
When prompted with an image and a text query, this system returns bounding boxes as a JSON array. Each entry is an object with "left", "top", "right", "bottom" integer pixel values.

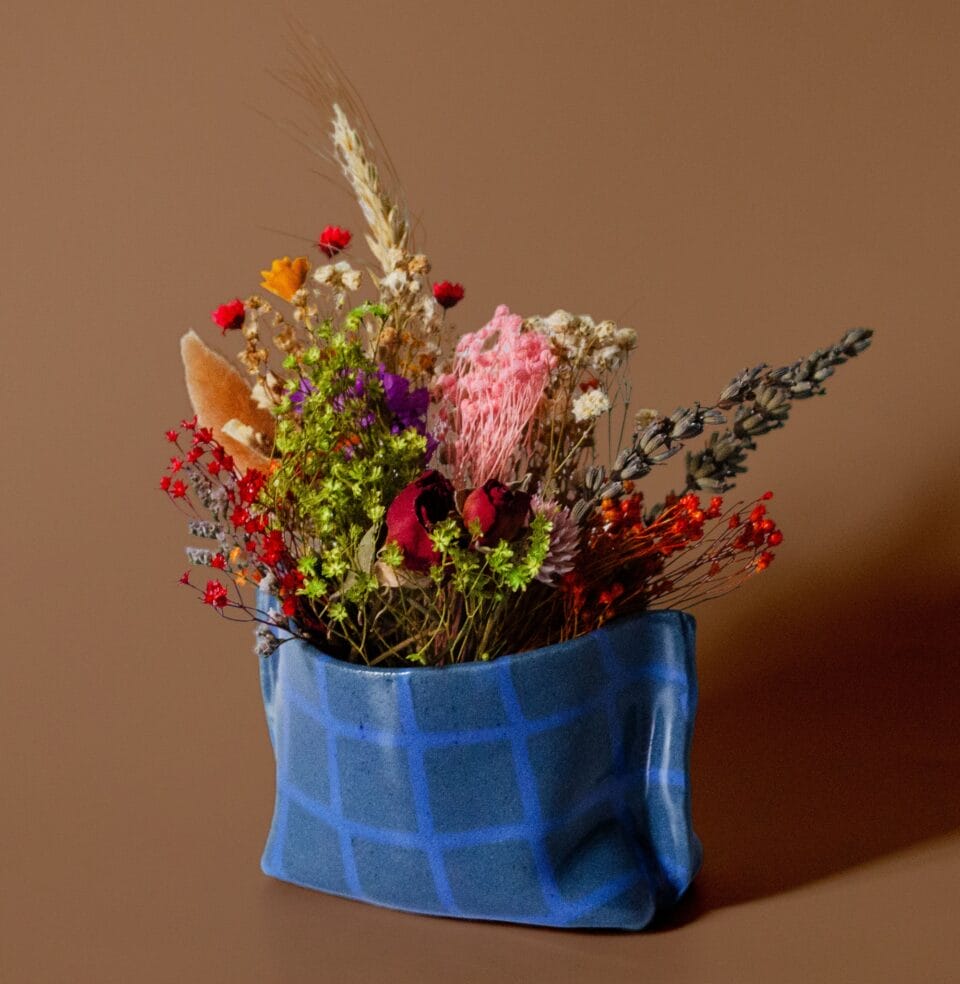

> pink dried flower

[{"left": 438, "top": 305, "right": 556, "bottom": 487}]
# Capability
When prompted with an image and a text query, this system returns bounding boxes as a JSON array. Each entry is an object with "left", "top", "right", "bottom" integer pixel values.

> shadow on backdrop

[{"left": 658, "top": 495, "right": 960, "bottom": 926}]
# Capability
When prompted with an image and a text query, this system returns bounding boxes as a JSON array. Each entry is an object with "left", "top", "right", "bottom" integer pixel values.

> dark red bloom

[
  {"left": 433, "top": 280, "right": 464, "bottom": 309},
  {"left": 178, "top": 571, "right": 191, "bottom": 585},
  {"left": 159, "top": 475, "right": 172, "bottom": 491},
  {"left": 210, "top": 553, "right": 227, "bottom": 570},
  {"left": 193, "top": 427, "right": 214, "bottom": 445},
  {"left": 202, "top": 580, "right": 229, "bottom": 608},
  {"left": 386, "top": 470, "right": 455, "bottom": 572},
  {"left": 165, "top": 429, "right": 179, "bottom": 442},
  {"left": 317, "top": 225, "right": 352, "bottom": 258},
  {"left": 170, "top": 479, "right": 188, "bottom": 498},
  {"left": 211, "top": 299, "right": 246, "bottom": 334},
  {"left": 181, "top": 415, "right": 198, "bottom": 430},
  {"left": 462, "top": 480, "right": 532, "bottom": 546}
]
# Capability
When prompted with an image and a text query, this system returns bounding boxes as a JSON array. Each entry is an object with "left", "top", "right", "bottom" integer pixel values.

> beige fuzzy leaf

[{"left": 180, "top": 331, "right": 275, "bottom": 474}]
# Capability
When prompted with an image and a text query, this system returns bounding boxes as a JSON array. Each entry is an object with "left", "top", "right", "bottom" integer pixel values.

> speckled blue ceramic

[{"left": 258, "top": 608, "right": 701, "bottom": 930}]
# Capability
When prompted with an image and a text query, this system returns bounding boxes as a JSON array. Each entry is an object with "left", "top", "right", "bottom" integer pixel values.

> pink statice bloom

[{"left": 438, "top": 305, "right": 556, "bottom": 488}]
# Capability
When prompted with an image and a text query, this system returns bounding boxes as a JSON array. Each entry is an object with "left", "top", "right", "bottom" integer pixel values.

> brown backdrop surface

[{"left": 2, "top": 1, "right": 959, "bottom": 981}]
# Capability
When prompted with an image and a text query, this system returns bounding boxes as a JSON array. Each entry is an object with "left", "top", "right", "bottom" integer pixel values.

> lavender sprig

[{"left": 573, "top": 328, "right": 873, "bottom": 521}]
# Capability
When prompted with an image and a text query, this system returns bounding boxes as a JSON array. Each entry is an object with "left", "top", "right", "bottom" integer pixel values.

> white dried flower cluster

[
  {"left": 527, "top": 310, "right": 637, "bottom": 372},
  {"left": 572, "top": 388, "right": 612, "bottom": 422},
  {"left": 314, "top": 260, "right": 362, "bottom": 293},
  {"left": 378, "top": 257, "right": 443, "bottom": 336}
]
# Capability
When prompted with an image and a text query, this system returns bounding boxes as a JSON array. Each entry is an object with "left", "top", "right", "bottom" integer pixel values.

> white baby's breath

[{"left": 572, "top": 388, "right": 612, "bottom": 422}]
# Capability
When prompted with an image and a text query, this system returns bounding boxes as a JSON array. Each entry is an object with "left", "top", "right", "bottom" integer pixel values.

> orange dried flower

[{"left": 259, "top": 256, "right": 310, "bottom": 301}]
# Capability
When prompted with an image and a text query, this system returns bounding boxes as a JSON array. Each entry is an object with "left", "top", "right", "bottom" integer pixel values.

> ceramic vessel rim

[{"left": 268, "top": 605, "right": 696, "bottom": 680}]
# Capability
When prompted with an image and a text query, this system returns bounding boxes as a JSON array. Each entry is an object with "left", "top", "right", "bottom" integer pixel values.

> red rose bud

[
  {"left": 462, "top": 480, "right": 532, "bottom": 546},
  {"left": 433, "top": 280, "right": 465, "bottom": 309},
  {"left": 317, "top": 225, "right": 352, "bottom": 258},
  {"left": 210, "top": 299, "right": 246, "bottom": 334},
  {"left": 386, "top": 470, "right": 456, "bottom": 572}
]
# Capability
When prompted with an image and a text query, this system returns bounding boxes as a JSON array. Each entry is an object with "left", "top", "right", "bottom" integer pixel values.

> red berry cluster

[
  {"left": 563, "top": 489, "right": 783, "bottom": 635},
  {"left": 727, "top": 492, "right": 782, "bottom": 571}
]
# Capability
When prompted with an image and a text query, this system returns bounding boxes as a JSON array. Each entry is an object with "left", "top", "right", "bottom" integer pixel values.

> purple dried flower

[{"left": 290, "top": 377, "right": 315, "bottom": 413}]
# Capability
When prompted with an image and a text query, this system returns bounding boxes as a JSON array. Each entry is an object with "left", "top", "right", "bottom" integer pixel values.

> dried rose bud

[
  {"left": 462, "top": 480, "right": 532, "bottom": 547},
  {"left": 386, "top": 470, "right": 456, "bottom": 572},
  {"left": 432, "top": 280, "right": 465, "bottom": 309},
  {"left": 211, "top": 299, "right": 245, "bottom": 334},
  {"left": 317, "top": 225, "right": 352, "bottom": 258}
]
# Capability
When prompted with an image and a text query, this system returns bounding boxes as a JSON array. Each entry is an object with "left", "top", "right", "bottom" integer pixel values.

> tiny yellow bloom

[
  {"left": 229, "top": 546, "right": 243, "bottom": 564},
  {"left": 259, "top": 256, "right": 310, "bottom": 301}
]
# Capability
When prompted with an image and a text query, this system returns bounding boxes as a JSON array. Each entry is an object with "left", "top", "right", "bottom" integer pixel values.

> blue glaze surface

[{"left": 258, "top": 603, "right": 701, "bottom": 929}]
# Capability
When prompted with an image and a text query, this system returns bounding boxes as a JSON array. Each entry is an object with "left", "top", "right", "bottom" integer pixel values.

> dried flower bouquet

[{"left": 161, "top": 88, "right": 871, "bottom": 669}]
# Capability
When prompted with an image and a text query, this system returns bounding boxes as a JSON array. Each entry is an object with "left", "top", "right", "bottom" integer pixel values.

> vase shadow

[{"left": 656, "top": 501, "right": 960, "bottom": 925}]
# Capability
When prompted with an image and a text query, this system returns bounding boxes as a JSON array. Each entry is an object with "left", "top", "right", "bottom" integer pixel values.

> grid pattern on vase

[{"left": 260, "top": 612, "right": 700, "bottom": 929}]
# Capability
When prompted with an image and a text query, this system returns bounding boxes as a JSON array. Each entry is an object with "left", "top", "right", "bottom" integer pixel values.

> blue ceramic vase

[{"left": 258, "top": 605, "right": 701, "bottom": 930}]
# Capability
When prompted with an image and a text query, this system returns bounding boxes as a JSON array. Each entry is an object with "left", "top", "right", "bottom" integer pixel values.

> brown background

[{"left": 3, "top": 1, "right": 959, "bottom": 981}]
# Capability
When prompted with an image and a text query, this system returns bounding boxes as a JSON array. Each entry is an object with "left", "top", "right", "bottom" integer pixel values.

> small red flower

[
  {"left": 179, "top": 571, "right": 191, "bottom": 585},
  {"left": 211, "top": 299, "right": 246, "bottom": 334},
  {"left": 755, "top": 551, "right": 776, "bottom": 571},
  {"left": 169, "top": 457, "right": 183, "bottom": 472},
  {"left": 246, "top": 514, "right": 268, "bottom": 534},
  {"left": 186, "top": 448, "right": 202, "bottom": 463},
  {"left": 159, "top": 475, "right": 172, "bottom": 491},
  {"left": 181, "top": 415, "right": 198, "bottom": 430},
  {"left": 202, "top": 580, "right": 229, "bottom": 608},
  {"left": 259, "top": 530, "right": 286, "bottom": 567},
  {"left": 210, "top": 445, "right": 234, "bottom": 471},
  {"left": 433, "top": 280, "right": 464, "bottom": 309},
  {"left": 317, "top": 225, "right": 352, "bottom": 258},
  {"left": 210, "top": 553, "right": 227, "bottom": 570},
  {"left": 170, "top": 479, "right": 188, "bottom": 498},
  {"left": 165, "top": 429, "right": 179, "bottom": 442},
  {"left": 193, "top": 427, "right": 214, "bottom": 445},
  {"left": 237, "top": 468, "right": 266, "bottom": 505}
]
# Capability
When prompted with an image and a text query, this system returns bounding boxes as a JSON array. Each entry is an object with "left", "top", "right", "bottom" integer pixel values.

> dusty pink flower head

[{"left": 438, "top": 305, "right": 556, "bottom": 487}]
